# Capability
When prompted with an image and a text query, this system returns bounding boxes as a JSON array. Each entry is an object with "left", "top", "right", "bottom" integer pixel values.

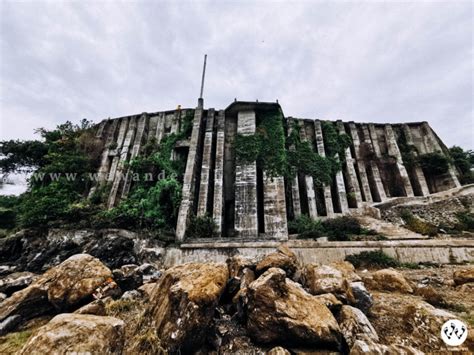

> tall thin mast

[{"left": 198, "top": 54, "right": 207, "bottom": 108}]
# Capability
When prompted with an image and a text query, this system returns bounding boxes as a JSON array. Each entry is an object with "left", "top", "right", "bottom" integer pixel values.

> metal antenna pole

[{"left": 199, "top": 54, "right": 207, "bottom": 99}]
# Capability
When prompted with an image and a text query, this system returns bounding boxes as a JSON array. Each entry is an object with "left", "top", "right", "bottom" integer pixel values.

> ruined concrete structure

[{"left": 91, "top": 100, "right": 460, "bottom": 241}]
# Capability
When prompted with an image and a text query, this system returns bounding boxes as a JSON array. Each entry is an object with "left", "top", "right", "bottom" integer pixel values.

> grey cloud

[{"left": 0, "top": 0, "right": 472, "bottom": 149}]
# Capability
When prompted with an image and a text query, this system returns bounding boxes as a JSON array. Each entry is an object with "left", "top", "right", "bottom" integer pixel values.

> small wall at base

[{"left": 163, "top": 239, "right": 474, "bottom": 267}]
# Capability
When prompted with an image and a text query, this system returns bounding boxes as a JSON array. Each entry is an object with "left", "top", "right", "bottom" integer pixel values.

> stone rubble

[{"left": 0, "top": 246, "right": 470, "bottom": 354}]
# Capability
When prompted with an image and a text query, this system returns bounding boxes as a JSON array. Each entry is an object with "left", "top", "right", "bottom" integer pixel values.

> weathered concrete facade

[{"left": 91, "top": 100, "right": 461, "bottom": 241}]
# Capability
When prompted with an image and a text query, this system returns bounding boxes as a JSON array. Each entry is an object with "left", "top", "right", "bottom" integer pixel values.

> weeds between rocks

[
  {"left": 0, "top": 330, "right": 32, "bottom": 354},
  {"left": 105, "top": 298, "right": 165, "bottom": 355},
  {"left": 345, "top": 250, "right": 421, "bottom": 269}
]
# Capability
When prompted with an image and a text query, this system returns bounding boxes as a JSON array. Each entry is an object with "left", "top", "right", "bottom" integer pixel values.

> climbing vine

[
  {"left": 397, "top": 130, "right": 418, "bottom": 169},
  {"left": 105, "top": 109, "right": 195, "bottom": 231},
  {"left": 235, "top": 109, "right": 288, "bottom": 178},
  {"left": 235, "top": 115, "right": 352, "bottom": 185}
]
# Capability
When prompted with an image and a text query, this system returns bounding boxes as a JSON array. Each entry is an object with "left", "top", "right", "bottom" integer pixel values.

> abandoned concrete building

[{"left": 90, "top": 99, "right": 461, "bottom": 241}]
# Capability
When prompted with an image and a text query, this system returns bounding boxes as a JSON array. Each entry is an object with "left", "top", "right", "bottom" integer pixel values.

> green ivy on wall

[
  {"left": 235, "top": 113, "right": 351, "bottom": 185},
  {"left": 235, "top": 109, "right": 288, "bottom": 178}
]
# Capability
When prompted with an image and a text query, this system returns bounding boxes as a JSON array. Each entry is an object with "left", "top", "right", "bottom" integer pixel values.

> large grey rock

[
  {"left": 0, "top": 272, "right": 38, "bottom": 295},
  {"left": 350, "top": 281, "right": 373, "bottom": 314},
  {"left": 138, "top": 263, "right": 162, "bottom": 283},
  {"left": 338, "top": 305, "right": 378, "bottom": 348},
  {"left": 112, "top": 264, "right": 142, "bottom": 291},
  {"left": 0, "top": 315, "right": 21, "bottom": 335}
]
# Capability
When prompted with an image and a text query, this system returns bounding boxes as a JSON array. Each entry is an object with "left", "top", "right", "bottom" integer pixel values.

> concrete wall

[
  {"left": 163, "top": 239, "right": 474, "bottom": 267},
  {"left": 90, "top": 102, "right": 461, "bottom": 242}
]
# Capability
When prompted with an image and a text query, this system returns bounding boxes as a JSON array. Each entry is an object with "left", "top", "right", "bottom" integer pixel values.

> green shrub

[
  {"left": 455, "top": 212, "right": 474, "bottom": 231},
  {"left": 400, "top": 209, "right": 437, "bottom": 236},
  {"left": 322, "top": 216, "right": 361, "bottom": 241},
  {"left": 0, "top": 195, "right": 19, "bottom": 229},
  {"left": 104, "top": 178, "right": 182, "bottom": 230},
  {"left": 185, "top": 214, "right": 218, "bottom": 239},
  {"left": 288, "top": 215, "right": 325, "bottom": 238},
  {"left": 449, "top": 146, "right": 474, "bottom": 185},
  {"left": 18, "top": 182, "right": 81, "bottom": 228},
  {"left": 290, "top": 215, "right": 362, "bottom": 241},
  {"left": 417, "top": 152, "right": 450, "bottom": 176},
  {"left": 345, "top": 250, "right": 401, "bottom": 268},
  {"left": 0, "top": 208, "right": 17, "bottom": 229}
]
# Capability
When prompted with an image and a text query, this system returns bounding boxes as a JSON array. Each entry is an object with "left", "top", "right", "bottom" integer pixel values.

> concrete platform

[{"left": 163, "top": 239, "right": 474, "bottom": 267}]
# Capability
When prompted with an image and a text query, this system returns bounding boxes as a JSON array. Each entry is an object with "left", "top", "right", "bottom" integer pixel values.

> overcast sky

[{"left": 0, "top": 0, "right": 472, "bottom": 149}]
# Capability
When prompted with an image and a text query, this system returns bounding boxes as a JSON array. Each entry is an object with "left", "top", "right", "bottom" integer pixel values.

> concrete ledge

[
  {"left": 181, "top": 239, "right": 474, "bottom": 249},
  {"left": 373, "top": 184, "right": 474, "bottom": 209},
  {"left": 163, "top": 239, "right": 474, "bottom": 267}
]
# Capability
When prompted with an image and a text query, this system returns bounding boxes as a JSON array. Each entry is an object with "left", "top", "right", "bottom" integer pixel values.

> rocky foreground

[{"left": 0, "top": 246, "right": 473, "bottom": 354}]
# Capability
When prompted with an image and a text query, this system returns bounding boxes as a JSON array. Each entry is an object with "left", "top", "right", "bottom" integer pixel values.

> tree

[{"left": 449, "top": 146, "right": 474, "bottom": 184}]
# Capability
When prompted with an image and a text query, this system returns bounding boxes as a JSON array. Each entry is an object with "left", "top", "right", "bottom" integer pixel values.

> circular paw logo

[{"left": 441, "top": 319, "right": 468, "bottom": 346}]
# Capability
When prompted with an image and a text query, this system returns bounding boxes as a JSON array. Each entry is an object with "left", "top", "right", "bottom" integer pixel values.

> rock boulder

[
  {"left": 19, "top": 313, "right": 124, "bottom": 355},
  {"left": 247, "top": 267, "right": 341, "bottom": 348},
  {"left": 350, "top": 337, "right": 424, "bottom": 355},
  {"left": 365, "top": 269, "right": 413, "bottom": 294},
  {"left": 453, "top": 267, "right": 474, "bottom": 286},
  {"left": 303, "top": 264, "right": 355, "bottom": 303},
  {"left": 338, "top": 305, "right": 378, "bottom": 348},
  {"left": 146, "top": 262, "right": 229, "bottom": 352},
  {"left": 0, "top": 272, "right": 38, "bottom": 295},
  {"left": 255, "top": 245, "right": 298, "bottom": 276},
  {"left": 0, "top": 254, "right": 113, "bottom": 324}
]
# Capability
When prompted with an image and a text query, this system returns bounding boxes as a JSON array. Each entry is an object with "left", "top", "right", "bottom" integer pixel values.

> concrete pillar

[
  {"left": 88, "top": 119, "right": 119, "bottom": 198},
  {"left": 212, "top": 110, "right": 225, "bottom": 234},
  {"left": 287, "top": 119, "right": 302, "bottom": 217},
  {"left": 421, "top": 122, "right": 461, "bottom": 188},
  {"left": 368, "top": 124, "right": 382, "bottom": 158},
  {"left": 170, "top": 110, "right": 180, "bottom": 134},
  {"left": 263, "top": 173, "right": 288, "bottom": 240},
  {"left": 314, "top": 120, "right": 334, "bottom": 217},
  {"left": 155, "top": 112, "right": 166, "bottom": 143},
  {"left": 234, "top": 110, "right": 259, "bottom": 238},
  {"left": 121, "top": 113, "right": 149, "bottom": 198},
  {"left": 348, "top": 123, "right": 372, "bottom": 203},
  {"left": 107, "top": 117, "right": 129, "bottom": 187},
  {"left": 148, "top": 115, "right": 159, "bottom": 144},
  {"left": 108, "top": 116, "right": 137, "bottom": 208},
  {"left": 337, "top": 121, "right": 363, "bottom": 206},
  {"left": 384, "top": 124, "right": 415, "bottom": 197},
  {"left": 361, "top": 124, "right": 387, "bottom": 202},
  {"left": 176, "top": 107, "right": 205, "bottom": 241},
  {"left": 402, "top": 124, "right": 430, "bottom": 196},
  {"left": 334, "top": 157, "right": 349, "bottom": 213},
  {"left": 299, "top": 121, "right": 318, "bottom": 219},
  {"left": 197, "top": 109, "right": 215, "bottom": 216},
  {"left": 95, "top": 120, "right": 107, "bottom": 138}
]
